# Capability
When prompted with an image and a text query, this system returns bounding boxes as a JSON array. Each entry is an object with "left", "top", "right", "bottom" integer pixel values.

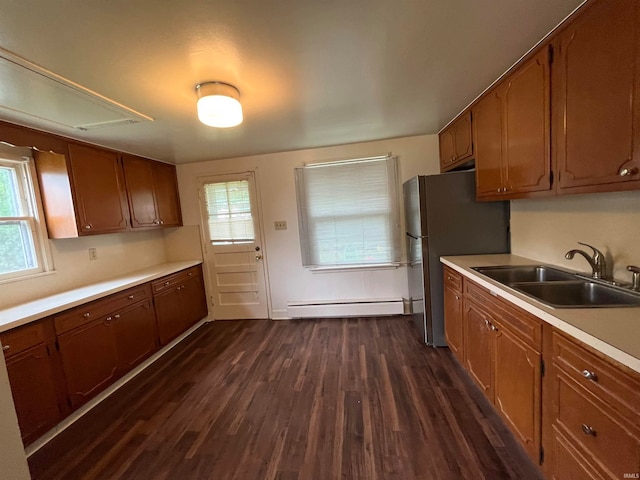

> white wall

[
  {"left": 510, "top": 190, "right": 640, "bottom": 282},
  {"left": 0, "top": 231, "right": 167, "bottom": 310},
  {"left": 176, "top": 134, "right": 440, "bottom": 318}
]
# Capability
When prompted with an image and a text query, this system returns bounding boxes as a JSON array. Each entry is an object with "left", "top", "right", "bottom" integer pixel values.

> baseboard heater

[{"left": 287, "top": 297, "right": 405, "bottom": 318}]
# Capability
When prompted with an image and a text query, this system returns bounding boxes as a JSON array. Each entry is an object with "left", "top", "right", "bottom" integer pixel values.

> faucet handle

[
  {"left": 577, "top": 242, "right": 605, "bottom": 260},
  {"left": 628, "top": 265, "right": 640, "bottom": 291}
]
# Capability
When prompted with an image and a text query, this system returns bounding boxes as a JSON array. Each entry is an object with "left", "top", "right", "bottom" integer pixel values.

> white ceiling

[{"left": 0, "top": 0, "right": 584, "bottom": 165}]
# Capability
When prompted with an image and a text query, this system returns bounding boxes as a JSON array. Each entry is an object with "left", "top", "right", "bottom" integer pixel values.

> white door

[{"left": 198, "top": 172, "right": 269, "bottom": 319}]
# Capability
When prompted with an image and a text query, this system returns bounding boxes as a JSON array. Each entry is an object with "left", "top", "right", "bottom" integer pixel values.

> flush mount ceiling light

[{"left": 195, "top": 81, "right": 243, "bottom": 128}]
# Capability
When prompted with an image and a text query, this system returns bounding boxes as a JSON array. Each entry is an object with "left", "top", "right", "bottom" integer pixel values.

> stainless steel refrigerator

[{"left": 404, "top": 170, "right": 509, "bottom": 346}]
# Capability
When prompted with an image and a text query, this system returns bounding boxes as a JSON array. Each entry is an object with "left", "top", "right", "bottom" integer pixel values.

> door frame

[{"left": 195, "top": 168, "right": 272, "bottom": 319}]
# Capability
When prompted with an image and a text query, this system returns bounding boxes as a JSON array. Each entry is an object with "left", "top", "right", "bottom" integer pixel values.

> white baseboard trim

[
  {"left": 287, "top": 298, "right": 405, "bottom": 318},
  {"left": 24, "top": 318, "right": 209, "bottom": 457}
]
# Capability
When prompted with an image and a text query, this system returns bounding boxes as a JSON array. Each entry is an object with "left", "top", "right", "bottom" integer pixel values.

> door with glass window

[{"left": 198, "top": 172, "right": 268, "bottom": 319}]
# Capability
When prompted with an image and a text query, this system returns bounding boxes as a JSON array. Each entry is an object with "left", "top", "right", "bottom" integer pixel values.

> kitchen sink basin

[
  {"left": 510, "top": 281, "right": 640, "bottom": 308},
  {"left": 471, "top": 265, "right": 576, "bottom": 283},
  {"left": 471, "top": 264, "right": 640, "bottom": 308}
]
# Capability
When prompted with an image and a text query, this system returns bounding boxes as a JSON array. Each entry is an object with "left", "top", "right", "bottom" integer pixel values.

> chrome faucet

[
  {"left": 565, "top": 242, "right": 608, "bottom": 279},
  {"left": 628, "top": 265, "right": 640, "bottom": 291}
]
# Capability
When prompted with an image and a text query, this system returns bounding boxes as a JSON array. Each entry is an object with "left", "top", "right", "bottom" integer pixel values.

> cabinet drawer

[
  {"left": 443, "top": 266, "right": 463, "bottom": 292},
  {"left": 555, "top": 373, "right": 640, "bottom": 478},
  {"left": 152, "top": 266, "right": 201, "bottom": 294},
  {"left": 1, "top": 322, "right": 46, "bottom": 358},
  {"left": 54, "top": 284, "right": 151, "bottom": 335},
  {"left": 553, "top": 331, "right": 640, "bottom": 417}
]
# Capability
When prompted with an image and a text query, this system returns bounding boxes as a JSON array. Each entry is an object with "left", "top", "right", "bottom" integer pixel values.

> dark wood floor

[{"left": 29, "top": 317, "right": 543, "bottom": 480}]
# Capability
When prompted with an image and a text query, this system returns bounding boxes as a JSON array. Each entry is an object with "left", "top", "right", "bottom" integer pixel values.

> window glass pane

[
  {"left": 204, "top": 180, "right": 255, "bottom": 243},
  {"left": 0, "top": 166, "right": 22, "bottom": 216},
  {"left": 0, "top": 220, "right": 37, "bottom": 274}
]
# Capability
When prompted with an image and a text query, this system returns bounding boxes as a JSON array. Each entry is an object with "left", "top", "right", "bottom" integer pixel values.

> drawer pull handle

[
  {"left": 128, "top": 295, "right": 135, "bottom": 299},
  {"left": 2, "top": 345, "right": 10, "bottom": 351},
  {"left": 164, "top": 281, "right": 170, "bottom": 286},
  {"left": 83, "top": 313, "right": 91, "bottom": 318},
  {"left": 582, "top": 370, "right": 598, "bottom": 381},
  {"left": 581, "top": 424, "right": 596, "bottom": 436}
]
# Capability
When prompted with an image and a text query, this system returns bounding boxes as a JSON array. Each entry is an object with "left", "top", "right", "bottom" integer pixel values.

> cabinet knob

[
  {"left": 582, "top": 369, "right": 598, "bottom": 381},
  {"left": 581, "top": 424, "right": 596, "bottom": 436},
  {"left": 160, "top": 220, "right": 164, "bottom": 225},
  {"left": 106, "top": 316, "right": 112, "bottom": 322},
  {"left": 114, "top": 314, "right": 120, "bottom": 319},
  {"left": 83, "top": 313, "right": 91, "bottom": 318},
  {"left": 2, "top": 345, "right": 10, "bottom": 351},
  {"left": 188, "top": 272, "right": 193, "bottom": 276},
  {"left": 154, "top": 220, "right": 161, "bottom": 225},
  {"left": 84, "top": 224, "right": 92, "bottom": 230},
  {"left": 619, "top": 167, "right": 638, "bottom": 177},
  {"left": 128, "top": 295, "right": 135, "bottom": 299},
  {"left": 455, "top": 295, "right": 460, "bottom": 300},
  {"left": 164, "top": 281, "right": 170, "bottom": 286}
]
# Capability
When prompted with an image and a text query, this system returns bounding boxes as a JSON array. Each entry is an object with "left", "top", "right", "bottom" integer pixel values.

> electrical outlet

[
  {"left": 88, "top": 248, "right": 98, "bottom": 261},
  {"left": 274, "top": 221, "right": 287, "bottom": 230}
]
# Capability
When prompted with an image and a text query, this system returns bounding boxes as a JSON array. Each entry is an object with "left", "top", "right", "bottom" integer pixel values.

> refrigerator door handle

[{"left": 406, "top": 232, "right": 428, "bottom": 240}]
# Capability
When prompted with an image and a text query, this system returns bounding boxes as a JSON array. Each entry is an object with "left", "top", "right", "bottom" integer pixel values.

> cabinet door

[
  {"left": 5, "top": 344, "right": 63, "bottom": 445},
  {"left": 122, "top": 155, "right": 158, "bottom": 228},
  {"left": 463, "top": 300, "right": 494, "bottom": 399},
  {"left": 503, "top": 48, "right": 551, "bottom": 194},
  {"left": 555, "top": 0, "right": 640, "bottom": 191},
  {"left": 151, "top": 162, "right": 182, "bottom": 227},
  {"left": 154, "top": 287, "right": 185, "bottom": 346},
  {"left": 67, "top": 144, "right": 130, "bottom": 235},
  {"left": 493, "top": 320, "right": 541, "bottom": 462},
  {"left": 473, "top": 90, "right": 504, "bottom": 198},
  {"left": 439, "top": 127, "right": 456, "bottom": 170},
  {"left": 443, "top": 285, "right": 463, "bottom": 362},
  {"left": 453, "top": 111, "right": 473, "bottom": 162},
  {"left": 180, "top": 275, "right": 208, "bottom": 329},
  {"left": 58, "top": 317, "right": 119, "bottom": 409},
  {"left": 112, "top": 300, "right": 158, "bottom": 373}
]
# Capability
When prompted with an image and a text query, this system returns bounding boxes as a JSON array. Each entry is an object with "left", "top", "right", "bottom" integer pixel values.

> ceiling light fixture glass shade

[{"left": 195, "top": 81, "right": 243, "bottom": 128}]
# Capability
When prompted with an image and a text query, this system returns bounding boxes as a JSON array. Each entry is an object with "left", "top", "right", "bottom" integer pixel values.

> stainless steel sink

[
  {"left": 471, "top": 265, "right": 576, "bottom": 283},
  {"left": 510, "top": 281, "right": 640, "bottom": 308},
  {"left": 471, "top": 265, "right": 640, "bottom": 308}
]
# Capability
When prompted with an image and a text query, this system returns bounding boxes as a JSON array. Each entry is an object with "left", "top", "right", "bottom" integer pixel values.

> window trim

[{"left": 0, "top": 147, "right": 54, "bottom": 283}]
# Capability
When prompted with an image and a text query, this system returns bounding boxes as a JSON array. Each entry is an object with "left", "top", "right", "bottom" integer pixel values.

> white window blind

[
  {"left": 295, "top": 155, "right": 401, "bottom": 268},
  {"left": 203, "top": 180, "right": 255, "bottom": 244}
]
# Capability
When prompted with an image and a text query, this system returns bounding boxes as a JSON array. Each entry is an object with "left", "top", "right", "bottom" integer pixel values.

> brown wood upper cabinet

[
  {"left": 439, "top": 111, "right": 473, "bottom": 172},
  {"left": 474, "top": 47, "right": 551, "bottom": 200},
  {"left": 35, "top": 143, "right": 182, "bottom": 238},
  {"left": 122, "top": 155, "right": 182, "bottom": 229},
  {"left": 554, "top": 0, "right": 640, "bottom": 194}
]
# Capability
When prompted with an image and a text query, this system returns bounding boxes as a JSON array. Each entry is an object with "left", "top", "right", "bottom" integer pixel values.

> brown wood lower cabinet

[
  {"left": 1, "top": 265, "right": 207, "bottom": 446},
  {"left": 1, "top": 321, "right": 65, "bottom": 445},
  {"left": 547, "top": 330, "right": 640, "bottom": 480},
  {"left": 459, "top": 278, "right": 543, "bottom": 463},
  {"left": 153, "top": 266, "right": 208, "bottom": 346},
  {"left": 58, "top": 317, "right": 119, "bottom": 409},
  {"left": 112, "top": 299, "right": 158, "bottom": 372},
  {"left": 443, "top": 267, "right": 464, "bottom": 362}
]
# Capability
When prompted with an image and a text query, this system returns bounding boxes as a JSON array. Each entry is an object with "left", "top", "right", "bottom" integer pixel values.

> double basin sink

[{"left": 471, "top": 265, "right": 640, "bottom": 308}]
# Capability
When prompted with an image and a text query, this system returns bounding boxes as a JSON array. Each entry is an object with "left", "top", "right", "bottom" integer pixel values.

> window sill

[
  {"left": 0, "top": 269, "right": 56, "bottom": 286},
  {"left": 308, "top": 263, "right": 401, "bottom": 274}
]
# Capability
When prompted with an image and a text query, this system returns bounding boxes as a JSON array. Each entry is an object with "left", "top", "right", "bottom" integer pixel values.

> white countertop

[
  {"left": 0, "top": 261, "right": 203, "bottom": 333},
  {"left": 441, "top": 254, "right": 640, "bottom": 374}
]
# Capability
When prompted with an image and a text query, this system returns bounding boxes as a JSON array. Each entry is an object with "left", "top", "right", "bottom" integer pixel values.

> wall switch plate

[
  {"left": 274, "top": 221, "right": 287, "bottom": 230},
  {"left": 88, "top": 248, "right": 98, "bottom": 261}
]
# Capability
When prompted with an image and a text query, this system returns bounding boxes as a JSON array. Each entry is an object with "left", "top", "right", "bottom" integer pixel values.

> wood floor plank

[{"left": 28, "top": 317, "right": 544, "bottom": 480}]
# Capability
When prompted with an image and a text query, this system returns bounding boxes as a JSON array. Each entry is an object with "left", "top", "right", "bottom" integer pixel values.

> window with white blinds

[
  {"left": 295, "top": 155, "right": 401, "bottom": 268},
  {"left": 203, "top": 180, "right": 255, "bottom": 244}
]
